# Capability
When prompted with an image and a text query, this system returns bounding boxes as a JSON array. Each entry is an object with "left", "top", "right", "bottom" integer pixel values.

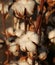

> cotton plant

[{"left": 1, "top": 0, "right": 49, "bottom": 65}]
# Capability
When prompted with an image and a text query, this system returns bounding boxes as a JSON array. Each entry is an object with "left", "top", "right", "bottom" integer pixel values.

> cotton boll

[
  {"left": 17, "top": 39, "right": 26, "bottom": 51},
  {"left": 15, "top": 29, "right": 24, "bottom": 37},
  {"left": 38, "top": 52, "right": 47, "bottom": 60},
  {"left": 18, "top": 32, "right": 38, "bottom": 52},
  {"left": 25, "top": 0, "right": 35, "bottom": 15},
  {"left": 11, "top": 1, "right": 25, "bottom": 16},
  {"left": 26, "top": 40, "right": 36, "bottom": 52},
  {"left": 9, "top": 44, "right": 19, "bottom": 56},
  {"left": 48, "top": 29, "right": 55, "bottom": 44},
  {"left": 18, "top": 38, "right": 27, "bottom": 51},
  {"left": 9, "top": 45, "right": 17, "bottom": 53},
  {"left": 48, "top": 29, "right": 55, "bottom": 39},
  {"left": 17, "top": 34, "right": 29, "bottom": 51},
  {"left": 11, "top": 0, "right": 35, "bottom": 16},
  {"left": 20, "top": 22, "right": 25, "bottom": 31},
  {"left": 20, "top": 43, "right": 26, "bottom": 52},
  {"left": 26, "top": 31, "right": 39, "bottom": 45},
  {"left": 16, "top": 38, "right": 26, "bottom": 51},
  {"left": 8, "top": 42, "right": 18, "bottom": 54}
]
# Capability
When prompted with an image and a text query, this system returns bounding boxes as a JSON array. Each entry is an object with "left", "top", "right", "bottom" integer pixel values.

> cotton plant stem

[
  {"left": 36, "top": 0, "right": 44, "bottom": 32},
  {"left": 35, "top": 0, "right": 45, "bottom": 43},
  {"left": 24, "top": 8, "right": 27, "bottom": 33}
]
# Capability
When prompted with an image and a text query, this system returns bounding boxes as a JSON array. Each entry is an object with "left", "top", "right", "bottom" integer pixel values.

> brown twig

[
  {"left": 24, "top": 8, "right": 27, "bottom": 33},
  {"left": 36, "top": 0, "right": 45, "bottom": 32}
]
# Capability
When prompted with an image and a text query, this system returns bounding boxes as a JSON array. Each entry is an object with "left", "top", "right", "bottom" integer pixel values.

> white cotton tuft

[
  {"left": 15, "top": 29, "right": 24, "bottom": 37},
  {"left": 18, "top": 34, "right": 37, "bottom": 52},
  {"left": 26, "top": 40, "right": 36, "bottom": 52},
  {"left": 24, "top": 0, "right": 35, "bottom": 15},
  {"left": 48, "top": 29, "right": 55, "bottom": 39},
  {"left": 9, "top": 43, "right": 17, "bottom": 53},
  {"left": 48, "top": 29, "right": 55, "bottom": 44},
  {"left": 38, "top": 52, "right": 47, "bottom": 60},
  {"left": 17, "top": 31, "right": 38, "bottom": 52},
  {"left": 11, "top": 0, "right": 35, "bottom": 16},
  {"left": 11, "top": 1, "right": 25, "bottom": 16},
  {"left": 18, "top": 34, "right": 28, "bottom": 51},
  {"left": 26, "top": 31, "right": 39, "bottom": 45}
]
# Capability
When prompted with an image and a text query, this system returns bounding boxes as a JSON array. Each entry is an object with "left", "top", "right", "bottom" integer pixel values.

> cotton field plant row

[{"left": 0, "top": 0, "right": 55, "bottom": 65}]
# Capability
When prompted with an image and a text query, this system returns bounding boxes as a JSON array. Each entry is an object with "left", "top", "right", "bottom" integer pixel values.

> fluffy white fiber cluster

[
  {"left": 11, "top": 0, "right": 35, "bottom": 16},
  {"left": 48, "top": 29, "right": 55, "bottom": 44},
  {"left": 16, "top": 31, "right": 39, "bottom": 52}
]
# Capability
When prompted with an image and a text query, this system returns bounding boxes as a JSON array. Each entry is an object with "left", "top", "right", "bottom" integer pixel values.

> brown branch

[{"left": 36, "top": 0, "right": 45, "bottom": 32}]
